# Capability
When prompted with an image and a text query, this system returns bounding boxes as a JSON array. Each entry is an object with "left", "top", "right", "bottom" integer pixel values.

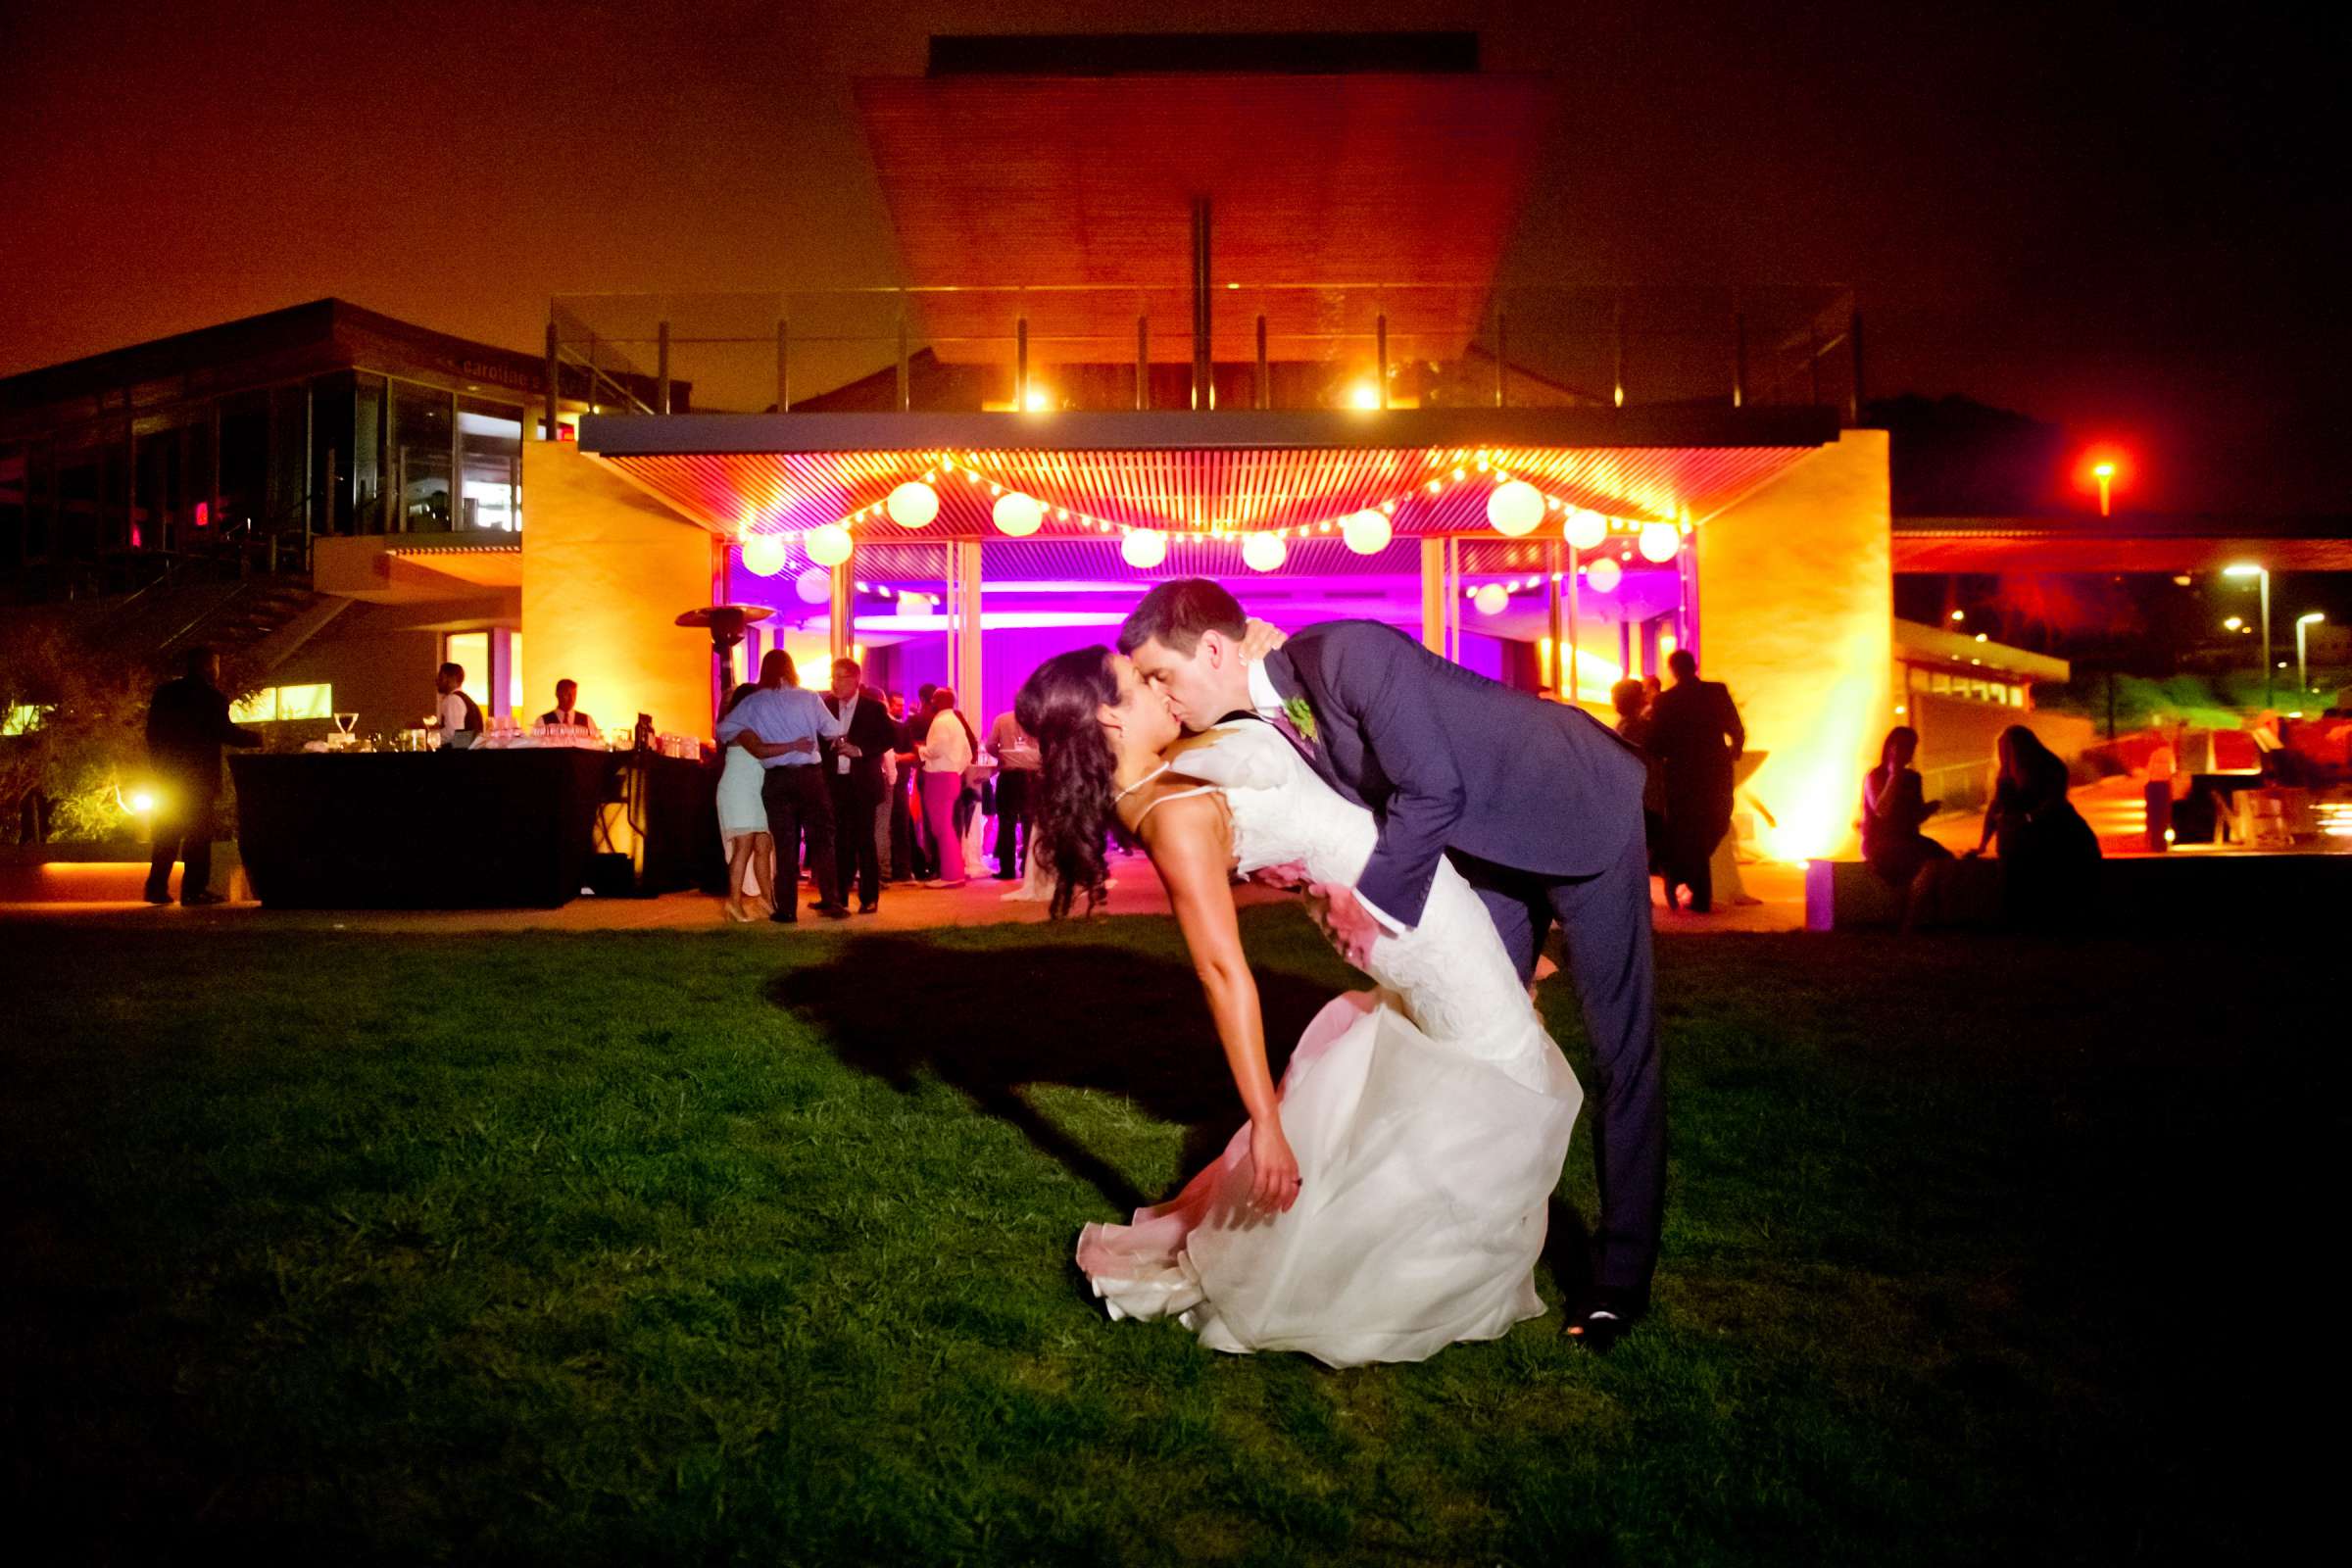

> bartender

[
  {"left": 538, "top": 679, "right": 596, "bottom": 732},
  {"left": 431, "top": 662, "right": 483, "bottom": 744}
]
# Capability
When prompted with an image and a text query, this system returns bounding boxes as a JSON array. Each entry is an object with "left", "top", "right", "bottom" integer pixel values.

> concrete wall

[
  {"left": 520, "top": 441, "right": 717, "bottom": 738},
  {"left": 1695, "top": 429, "right": 1891, "bottom": 859}
]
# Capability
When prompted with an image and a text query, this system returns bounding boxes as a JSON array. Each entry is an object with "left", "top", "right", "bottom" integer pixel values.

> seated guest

[
  {"left": 1968, "top": 725, "right": 2100, "bottom": 925},
  {"left": 538, "top": 679, "right": 596, "bottom": 731},
  {"left": 1862, "top": 725, "right": 1955, "bottom": 930},
  {"left": 431, "top": 662, "right": 483, "bottom": 745}
]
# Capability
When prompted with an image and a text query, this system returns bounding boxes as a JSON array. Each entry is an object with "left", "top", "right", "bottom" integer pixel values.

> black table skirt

[{"left": 230, "top": 750, "right": 615, "bottom": 908}]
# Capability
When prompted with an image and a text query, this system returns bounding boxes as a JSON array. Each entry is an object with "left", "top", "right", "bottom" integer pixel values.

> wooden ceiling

[{"left": 853, "top": 72, "right": 1556, "bottom": 364}]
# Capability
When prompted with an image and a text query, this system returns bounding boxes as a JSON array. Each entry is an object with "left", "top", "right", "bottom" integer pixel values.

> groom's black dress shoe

[{"left": 1564, "top": 1291, "right": 1646, "bottom": 1353}]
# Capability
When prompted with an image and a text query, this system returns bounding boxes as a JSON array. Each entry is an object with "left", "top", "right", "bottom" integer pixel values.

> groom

[{"left": 1120, "top": 579, "right": 1664, "bottom": 1349}]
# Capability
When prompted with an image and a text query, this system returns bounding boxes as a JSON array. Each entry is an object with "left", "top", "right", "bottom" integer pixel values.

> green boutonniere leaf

[{"left": 1282, "top": 695, "right": 1318, "bottom": 744}]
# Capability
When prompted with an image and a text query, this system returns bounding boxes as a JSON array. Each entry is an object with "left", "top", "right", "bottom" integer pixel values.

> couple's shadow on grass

[
  {"left": 769, "top": 935, "right": 1327, "bottom": 1213},
  {"left": 766, "top": 934, "right": 1599, "bottom": 1307}
]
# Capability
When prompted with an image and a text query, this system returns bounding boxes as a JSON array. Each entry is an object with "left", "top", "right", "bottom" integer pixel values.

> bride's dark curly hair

[{"left": 1015, "top": 646, "right": 1128, "bottom": 919}]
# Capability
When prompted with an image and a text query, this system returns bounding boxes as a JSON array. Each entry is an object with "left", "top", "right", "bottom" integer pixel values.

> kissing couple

[{"left": 1014, "top": 579, "right": 1666, "bottom": 1367}]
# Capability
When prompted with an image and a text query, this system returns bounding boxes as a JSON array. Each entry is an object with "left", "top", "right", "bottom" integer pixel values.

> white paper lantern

[
  {"left": 1120, "top": 529, "right": 1168, "bottom": 569},
  {"left": 1241, "top": 532, "right": 1288, "bottom": 572},
  {"left": 805, "top": 522, "right": 853, "bottom": 566},
  {"left": 739, "top": 532, "right": 788, "bottom": 577},
  {"left": 992, "top": 491, "right": 1043, "bottom": 537},
  {"left": 1486, "top": 480, "right": 1544, "bottom": 537},
  {"left": 1639, "top": 520, "right": 1681, "bottom": 564},
  {"left": 886, "top": 480, "right": 939, "bottom": 529},
  {"left": 1586, "top": 555, "right": 1622, "bottom": 594},
  {"left": 795, "top": 566, "right": 832, "bottom": 605},
  {"left": 1564, "top": 509, "right": 1608, "bottom": 551},
  {"left": 1472, "top": 582, "right": 1510, "bottom": 615},
  {"left": 1341, "top": 509, "right": 1393, "bottom": 555}
]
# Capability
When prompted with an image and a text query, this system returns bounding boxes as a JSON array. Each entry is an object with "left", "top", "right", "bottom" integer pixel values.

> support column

[
  {"left": 829, "top": 544, "right": 856, "bottom": 663},
  {"left": 947, "top": 541, "right": 983, "bottom": 710},
  {"left": 1418, "top": 537, "right": 1461, "bottom": 661}
]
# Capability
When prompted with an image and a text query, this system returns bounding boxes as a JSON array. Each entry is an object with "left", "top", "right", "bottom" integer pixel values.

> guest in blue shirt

[{"left": 718, "top": 650, "right": 850, "bottom": 920}]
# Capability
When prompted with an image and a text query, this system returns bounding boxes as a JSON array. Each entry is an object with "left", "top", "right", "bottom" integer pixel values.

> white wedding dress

[{"left": 1076, "top": 721, "right": 1583, "bottom": 1367}]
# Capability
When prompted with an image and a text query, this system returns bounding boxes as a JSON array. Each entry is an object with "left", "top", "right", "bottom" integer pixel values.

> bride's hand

[
  {"left": 1250, "top": 1115, "right": 1302, "bottom": 1212},
  {"left": 1238, "top": 617, "right": 1290, "bottom": 663}
]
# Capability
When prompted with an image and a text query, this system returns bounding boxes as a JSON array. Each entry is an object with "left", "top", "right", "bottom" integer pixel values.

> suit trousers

[
  {"left": 760, "top": 764, "right": 840, "bottom": 913},
  {"left": 828, "top": 771, "right": 883, "bottom": 907},
  {"left": 1461, "top": 832, "right": 1665, "bottom": 1304},
  {"left": 145, "top": 788, "right": 218, "bottom": 902},
  {"left": 991, "top": 768, "right": 1032, "bottom": 879}
]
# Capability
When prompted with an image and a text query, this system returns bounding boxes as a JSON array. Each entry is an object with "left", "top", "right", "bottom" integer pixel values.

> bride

[{"left": 1015, "top": 647, "right": 1583, "bottom": 1368}]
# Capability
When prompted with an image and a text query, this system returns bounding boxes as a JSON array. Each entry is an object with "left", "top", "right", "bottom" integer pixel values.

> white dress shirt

[
  {"left": 1245, "top": 660, "right": 1408, "bottom": 934},
  {"left": 921, "top": 710, "right": 974, "bottom": 772}
]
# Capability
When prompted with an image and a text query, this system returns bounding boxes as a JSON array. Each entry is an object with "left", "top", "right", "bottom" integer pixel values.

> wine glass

[{"left": 333, "top": 711, "right": 357, "bottom": 743}]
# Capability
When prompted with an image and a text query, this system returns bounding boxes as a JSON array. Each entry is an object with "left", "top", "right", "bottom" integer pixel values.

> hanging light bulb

[
  {"left": 794, "top": 566, "right": 831, "bottom": 605},
  {"left": 1485, "top": 479, "right": 1544, "bottom": 537},
  {"left": 1342, "top": 509, "right": 1392, "bottom": 555},
  {"left": 1639, "top": 520, "right": 1681, "bottom": 564},
  {"left": 886, "top": 480, "right": 939, "bottom": 529},
  {"left": 1586, "top": 556, "right": 1622, "bottom": 594},
  {"left": 898, "top": 591, "right": 932, "bottom": 616},
  {"left": 1121, "top": 529, "right": 1168, "bottom": 569},
  {"left": 1564, "top": 509, "right": 1608, "bottom": 551},
  {"left": 739, "top": 533, "right": 788, "bottom": 577},
  {"left": 992, "top": 492, "right": 1043, "bottom": 537},
  {"left": 805, "top": 523, "right": 853, "bottom": 565},
  {"left": 1472, "top": 583, "right": 1510, "bottom": 615},
  {"left": 1242, "top": 533, "right": 1288, "bottom": 572}
]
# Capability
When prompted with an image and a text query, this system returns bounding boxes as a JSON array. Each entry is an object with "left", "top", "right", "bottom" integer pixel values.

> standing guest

[
  {"left": 538, "top": 679, "right": 596, "bottom": 732},
  {"left": 717, "top": 649, "right": 848, "bottom": 921},
  {"left": 1645, "top": 649, "right": 1744, "bottom": 913},
  {"left": 823, "top": 657, "right": 898, "bottom": 914},
  {"left": 986, "top": 709, "right": 1041, "bottom": 880},
  {"left": 1610, "top": 677, "right": 1668, "bottom": 894},
  {"left": 1969, "top": 725, "right": 2100, "bottom": 925},
  {"left": 714, "top": 682, "right": 774, "bottom": 922},
  {"left": 919, "top": 686, "right": 976, "bottom": 888},
  {"left": 1861, "top": 725, "right": 1955, "bottom": 931},
  {"left": 886, "top": 690, "right": 926, "bottom": 882},
  {"left": 430, "top": 662, "right": 483, "bottom": 745},
  {"left": 143, "top": 648, "right": 263, "bottom": 906}
]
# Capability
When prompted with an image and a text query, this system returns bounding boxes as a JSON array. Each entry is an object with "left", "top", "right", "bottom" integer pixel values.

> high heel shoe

[{"left": 722, "top": 900, "right": 754, "bottom": 923}]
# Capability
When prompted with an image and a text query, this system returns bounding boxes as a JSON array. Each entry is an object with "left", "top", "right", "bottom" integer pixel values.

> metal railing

[{"left": 548, "top": 283, "right": 1860, "bottom": 421}]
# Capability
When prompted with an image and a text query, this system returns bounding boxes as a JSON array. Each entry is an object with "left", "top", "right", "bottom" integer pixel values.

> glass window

[
  {"left": 57, "top": 451, "right": 99, "bottom": 561},
  {"left": 444, "top": 632, "right": 489, "bottom": 706},
  {"left": 1928, "top": 669, "right": 1950, "bottom": 695},
  {"left": 270, "top": 384, "right": 309, "bottom": 534},
  {"left": 219, "top": 391, "right": 270, "bottom": 533},
  {"left": 354, "top": 375, "right": 385, "bottom": 532},
  {"left": 457, "top": 401, "right": 521, "bottom": 532},
  {"left": 393, "top": 386, "right": 453, "bottom": 532},
  {"left": 229, "top": 683, "right": 333, "bottom": 723},
  {"left": 310, "top": 373, "right": 357, "bottom": 536},
  {"left": 0, "top": 448, "right": 24, "bottom": 572}
]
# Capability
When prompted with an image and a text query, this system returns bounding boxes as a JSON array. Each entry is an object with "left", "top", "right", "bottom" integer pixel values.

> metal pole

[
  {"left": 1191, "top": 197, "right": 1212, "bottom": 411},
  {"left": 1848, "top": 307, "right": 1866, "bottom": 424},
  {"left": 543, "top": 319, "right": 560, "bottom": 439},
  {"left": 1733, "top": 305, "right": 1746, "bottom": 409},
  {"left": 1254, "top": 315, "right": 1268, "bottom": 410},
  {"left": 1545, "top": 541, "right": 1563, "bottom": 693},
  {"left": 2261, "top": 568, "right": 2273, "bottom": 710},
  {"left": 586, "top": 333, "right": 600, "bottom": 414},
  {"left": 1136, "top": 315, "right": 1149, "bottom": 411},
  {"left": 896, "top": 301, "right": 909, "bottom": 413},
  {"left": 1567, "top": 546, "right": 1582, "bottom": 704},
  {"left": 776, "top": 318, "right": 790, "bottom": 413},
  {"left": 657, "top": 319, "right": 671, "bottom": 416},
  {"left": 1015, "top": 316, "right": 1028, "bottom": 410},
  {"left": 829, "top": 544, "right": 855, "bottom": 662},
  {"left": 1376, "top": 313, "right": 1390, "bottom": 411},
  {"left": 1612, "top": 293, "right": 1626, "bottom": 409},
  {"left": 1494, "top": 310, "right": 1507, "bottom": 409},
  {"left": 1807, "top": 318, "right": 1821, "bottom": 407},
  {"left": 2298, "top": 619, "right": 2310, "bottom": 697}
]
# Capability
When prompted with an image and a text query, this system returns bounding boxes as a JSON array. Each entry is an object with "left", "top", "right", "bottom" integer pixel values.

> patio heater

[{"left": 675, "top": 603, "right": 774, "bottom": 734}]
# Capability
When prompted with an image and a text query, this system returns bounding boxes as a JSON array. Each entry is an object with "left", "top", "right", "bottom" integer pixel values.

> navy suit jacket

[{"left": 1261, "top": 620, "right": 1648, "bottom": 927}]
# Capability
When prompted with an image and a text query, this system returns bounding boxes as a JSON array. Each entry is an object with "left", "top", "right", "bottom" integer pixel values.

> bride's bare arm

[{"left": 1143, "top": 795, "right": 1301, "bottom": 1211}]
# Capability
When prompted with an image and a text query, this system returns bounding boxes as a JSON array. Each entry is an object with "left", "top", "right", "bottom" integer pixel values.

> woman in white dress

[
  {"left": 1015, "top": 648, "right": 1583, "bottom": 1368},
  {"left": 715, "top": 682, "right": 773, "bottom": 922}
]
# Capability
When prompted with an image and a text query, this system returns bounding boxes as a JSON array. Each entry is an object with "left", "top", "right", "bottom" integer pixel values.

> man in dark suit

[
  {"left": 536, "top": 679, "right": 596, "bottom": 731},
  {"left": 822, "top": 657, "right": 898, "bottom": 914},
  {"left": 143, "top": 648, "right": 264, "bottom": 906},
  {"left": 1644, "top": 649, "right": 1745, "bottom": 914},
  {"left": 1121, "top": 578, "right": 1662, "bottom": 1349}
]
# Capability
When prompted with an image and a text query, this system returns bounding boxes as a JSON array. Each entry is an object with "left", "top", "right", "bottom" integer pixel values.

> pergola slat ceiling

[
  {"left": 601, "top": 445, "right": 1816, "bottom": 539},
  {"left": 852, "top": 73, "right": 1556, "bottom": 363}
]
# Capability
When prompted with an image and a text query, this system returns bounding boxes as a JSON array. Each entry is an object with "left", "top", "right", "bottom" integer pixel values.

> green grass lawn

[{"left": 0, "top": 909, "right": 2305, "bottom": 1564}]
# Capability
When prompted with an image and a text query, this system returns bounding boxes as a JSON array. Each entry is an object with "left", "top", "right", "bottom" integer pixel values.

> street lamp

[
  {"left": 2297, "top": 612, "right": 2326, "bottom": 696},
  {"left": 2224, "top": 564, "right": 2273, "bottom": 709}
]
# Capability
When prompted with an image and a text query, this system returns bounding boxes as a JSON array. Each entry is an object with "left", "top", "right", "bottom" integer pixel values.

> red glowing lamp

[{"left": 2074, "top": 447, "right": 2131, "bottom": 516}]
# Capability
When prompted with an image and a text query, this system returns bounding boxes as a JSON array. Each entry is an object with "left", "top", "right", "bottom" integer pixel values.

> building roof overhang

[{"left": 578, "top": 407, "right": 1841, "bottom": 541}]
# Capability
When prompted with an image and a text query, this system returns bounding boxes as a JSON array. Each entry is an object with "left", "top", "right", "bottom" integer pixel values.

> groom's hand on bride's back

[
  {"left": 1249, "top": 860, "right": 1309, "bottom": 889},
  {"left": 1310, "top": 883, "right": 1383, "bottom": 969},
  {"left": 1238, "top": 618, "right": 1289, "bottom": 662}
]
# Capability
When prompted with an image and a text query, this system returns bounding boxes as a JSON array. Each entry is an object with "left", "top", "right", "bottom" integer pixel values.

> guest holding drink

[{"left": 919, "top": 686, "right": 977, "bottom": 888}]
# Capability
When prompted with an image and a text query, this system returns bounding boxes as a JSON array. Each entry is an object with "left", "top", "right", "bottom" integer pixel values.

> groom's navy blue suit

[{"left": 1260, "top": 620, "right": 1665, "bottom": 1303}]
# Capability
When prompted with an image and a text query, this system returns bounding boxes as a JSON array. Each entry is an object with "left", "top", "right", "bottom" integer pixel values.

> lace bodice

[{"left": 1163, "top": 723, "right": 1564, "bottom": 1089}]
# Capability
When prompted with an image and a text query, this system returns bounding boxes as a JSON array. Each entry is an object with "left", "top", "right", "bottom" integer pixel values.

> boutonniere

[{"left": 1282, "top": 695, "right": 1319, "bottom": 745}]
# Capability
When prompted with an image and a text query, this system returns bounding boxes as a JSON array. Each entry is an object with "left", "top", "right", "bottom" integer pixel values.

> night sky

[{"left": 2, "top": 0, "right": 2338, "bottom": 515}]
